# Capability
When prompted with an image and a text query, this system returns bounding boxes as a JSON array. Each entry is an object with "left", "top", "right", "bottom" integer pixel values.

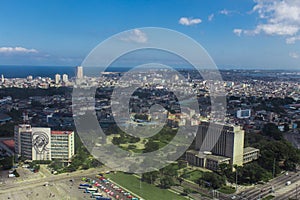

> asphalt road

[{"left": 228, "top": 171, "right": 300, "bottom": 200}]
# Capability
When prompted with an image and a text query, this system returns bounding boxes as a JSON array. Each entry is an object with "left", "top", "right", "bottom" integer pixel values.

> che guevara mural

[{"left": 32, "top": 128, "right": 51, "bottom": 160}]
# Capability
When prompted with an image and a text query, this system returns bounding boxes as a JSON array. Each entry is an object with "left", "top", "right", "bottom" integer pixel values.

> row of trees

[
  {"left": 0, "top": 87, "right": 72, "bottom": 99},
  {"left": 141, "top": 163, "right": 182, "bottom": 189},
  {"left": 221, "top": 123, "right": 300, "bottom": 186}
]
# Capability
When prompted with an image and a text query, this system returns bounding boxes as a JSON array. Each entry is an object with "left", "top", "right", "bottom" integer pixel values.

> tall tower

[
  {"left": 62, "top": 74, "right": 68, "bottom": 83},
  {"left": 195, "top": 121, "right": 245, "bottom": 166},
  {"left": 55, "top": 74, "right": 61, "bottom": 84},
  {"left": 76, "top": 66, "right": 83, "bottom": 79},
  {"left": 1, "top": 74, "right": 4, "bottom": 83}
]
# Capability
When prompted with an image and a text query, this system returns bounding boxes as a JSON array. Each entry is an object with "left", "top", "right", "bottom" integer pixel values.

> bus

[
  {"left": 85, "top": 187, "right": 98, "bottom": 193},
  {"left": 96, "top": 197, "right": 111, "bottom": 200},
  {"left": 92, "top": 193, "right": 103, "bottom": 198}
]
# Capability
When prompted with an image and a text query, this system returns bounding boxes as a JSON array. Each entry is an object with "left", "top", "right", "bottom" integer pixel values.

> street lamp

[{"left": 296, "top": 184, "right": 298, "bottom": 200}]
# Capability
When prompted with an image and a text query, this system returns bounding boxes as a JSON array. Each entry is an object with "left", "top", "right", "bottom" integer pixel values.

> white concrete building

[
  {"left": 55, "top": 74, "right": 61, "bottom": 84},
  {"left": 14, "top": 125, "right": 51, "bottom": 161},
  {"left": 14, "top": 125, "right": 75, "bottom": 162},
  {"left": 51, "top": 131, "right": 75, "bottom": 161}
]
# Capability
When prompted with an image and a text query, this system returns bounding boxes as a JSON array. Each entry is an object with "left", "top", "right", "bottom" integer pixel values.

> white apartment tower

[
  {"left": 55, "top": 74, "right": 61, "bottom": 84},
  {"left": 76, "top": 66, "right": 83, "bottom": 79},
  {"left": 62, "top": 74, "right": 68, "bottom": 83}
]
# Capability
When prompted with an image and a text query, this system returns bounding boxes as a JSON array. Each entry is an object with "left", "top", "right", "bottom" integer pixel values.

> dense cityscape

[
  {"left": 2, "top": 0, "right": 300, "bottom": 200},
  {"left": 0, "top": 66, "right": 299, "bottom": 199}
]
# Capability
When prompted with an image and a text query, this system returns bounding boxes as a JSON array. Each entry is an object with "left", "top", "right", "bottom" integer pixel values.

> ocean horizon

[{"left": 0, "top": 65, "right": 299, "bottom": 79}]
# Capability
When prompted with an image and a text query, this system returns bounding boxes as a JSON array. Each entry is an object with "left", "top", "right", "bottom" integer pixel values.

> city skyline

[{"left": 0, "top": 0, "right": 299, "bottom": 69}]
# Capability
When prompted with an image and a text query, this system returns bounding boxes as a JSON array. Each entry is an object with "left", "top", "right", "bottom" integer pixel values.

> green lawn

[
  {"left": 185, "top": 170, "right": 203, "bottom": 183},
  {"left": 106, "top": 172, "right": 187, "bottom": 200},
  {"left": 262, "top": 195, "right": 275, "bottom": 200},
  {"left": 218, "top": 186, "right": 236, "bottom": 194}
]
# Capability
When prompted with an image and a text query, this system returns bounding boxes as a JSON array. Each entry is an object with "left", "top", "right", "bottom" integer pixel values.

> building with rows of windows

[
  {"left": 14, "top": 124, "right": 75, "bottom": 162},
  {"left": 186, "top": 121, "right": 259, "bottom": 171}
]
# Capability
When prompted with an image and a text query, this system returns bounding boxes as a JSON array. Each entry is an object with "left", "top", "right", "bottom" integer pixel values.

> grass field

[
  {"left": 262, "top": 195, "right": 275, "bottom": 200},
  {"left": 185, "top": 170, "right": 203, "bottom": 183},
  {"left": 218, "top": 186, "right": 236, "bottom": 194},
  {"left": 106, "top": 172, "right": 187, "bottom": 200}
]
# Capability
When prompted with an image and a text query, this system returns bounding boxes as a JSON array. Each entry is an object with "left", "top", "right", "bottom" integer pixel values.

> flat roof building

[
  {"left": 186, "top": 121, "right": 259, "bottom": 171},
  {"left": 51, "top": 131, "right": 75, "bottom": 161},
  {"left": 195, "top": 121, "right": 244, "bottom": 166},
  {"left": 14, "top": 124, "right": 74, "bottom": 162},
  {"left": 14, "top": 125, "right": 51, "bottom": 161}
]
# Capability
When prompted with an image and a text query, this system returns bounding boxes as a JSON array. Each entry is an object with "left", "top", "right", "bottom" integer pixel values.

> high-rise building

[
  {"left": 62, "top": 74, "right": 68, "bottom": 83},
  {"left": 1, "top": 74, "right": 4, "bottom": 83},
  {"left": 14, "top": 125, "right": 75, "bottom": 162},
  {"left": 14, "top": 124, "right": 32, "bottom": 160},
  {"left": 14, "top": 125, "right": 52, "bottom": 161},
  {"left": 195, "top": 121, "right": 244, "bottom": 166},
  {"left": 76, "top": 66, "right": 83, "bottom": 79},
  {"left": 51, "top": 131, "right": 75, "bottom": 161},
  {"left": 27, "top": 75, "right": 33, "bottom": 81},
  {"left": 186, "top": 121, "right": 259, "bottom": 170},
  {"left": 55, "top": 74, "right": 61, "bottom": 84}
]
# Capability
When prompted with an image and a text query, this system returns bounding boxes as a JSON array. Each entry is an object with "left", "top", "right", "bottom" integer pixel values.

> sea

[
  {"left": 0, "top": 66, "right": 133, "bottom": 79},
  {"left": 0, "top": 65, "right": 194, "bottom": 79},
  {"left": 0, "top": 65, "right": 299, "bottom": 80}
]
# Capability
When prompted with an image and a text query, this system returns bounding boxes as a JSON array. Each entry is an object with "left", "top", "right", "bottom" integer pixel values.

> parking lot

[
  {"left": 0, "top": 177, "right": 99, "bottom": 200},
  {"left": 0, "top": 167, "right": 42, "bottom": 185},
  {"left": 81, "top": 174, "right": 140, "bottom": 200}
]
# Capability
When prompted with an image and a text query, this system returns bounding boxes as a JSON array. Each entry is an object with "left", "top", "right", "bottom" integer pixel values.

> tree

[
  {"left": 160, "top": 175, "right": 174, "bottom": 189},
  {"left": 112, "top": 137, "right": 121, "bottom": 145},
  {"left": 237, "top": 163, "right": 272, "bottom": 184},
  {"left": 141, "top": 171, "right": 159, "bottom": 184},
  {"left": 262, "top": 123, "right": 283, "bottom": 140},
  {"left": 144, "top": 140, "right": 159, "bottom": 153},
  {"left": 0, "top": 156, "right": 13, "bottom": 170},
  {"left": 160, "top": 164, "right": 178, "bottom": 177},
  {"left": 201, "top": 172, "right": 226, "bottom": 189}
]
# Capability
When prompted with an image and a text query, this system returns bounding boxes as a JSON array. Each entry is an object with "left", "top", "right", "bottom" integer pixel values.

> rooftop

[
  {"left": 243, "top": 147, "right": 260, "bottom": 154},
  {"left": 207, "top": 154, "right": 231, "bottom": 162},
  {"left": 187, "top": 150, "right": 230, "bottom": 161},
  {"left": 51, "top": 130, "right": 73, "bottom": 135},
  {"left": 1, "top": 139, "right": 15, "bottom": 151}
]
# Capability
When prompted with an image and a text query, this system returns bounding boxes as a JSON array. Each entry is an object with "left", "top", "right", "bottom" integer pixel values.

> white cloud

[
  {"left": 179, "top": 17, "right": 202, "bottom": 26},
  {"left": 220, "top": 9, "right": 231, "bottom": 15},
  {"left": 289, "top": 52, "right": 299, "bottom": 59},
  {"left": 0, "top": 46, "right": 38, "bottom": 54},
  {"left": 208, "top": 14, "right": 214, "bottom": 21},
  {"left": 239, "top": 0, "right": 300, "bottom": 43},
  {"left": 286, "top": 36, "right": 300, "bottom": 44},
  {"left": 255, "top": 23, "right": 299, "bottom": 36},
  {"left": 233, "top": 29, "right": 243, "bottom": 36},
  {"left": 120, "top": 29, "right": 148, "bottom": 44}
]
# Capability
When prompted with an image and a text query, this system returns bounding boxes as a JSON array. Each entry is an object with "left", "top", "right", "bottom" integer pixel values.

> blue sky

[{"left": 0, "top": 0, "right": 300, "bottom": 69}]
